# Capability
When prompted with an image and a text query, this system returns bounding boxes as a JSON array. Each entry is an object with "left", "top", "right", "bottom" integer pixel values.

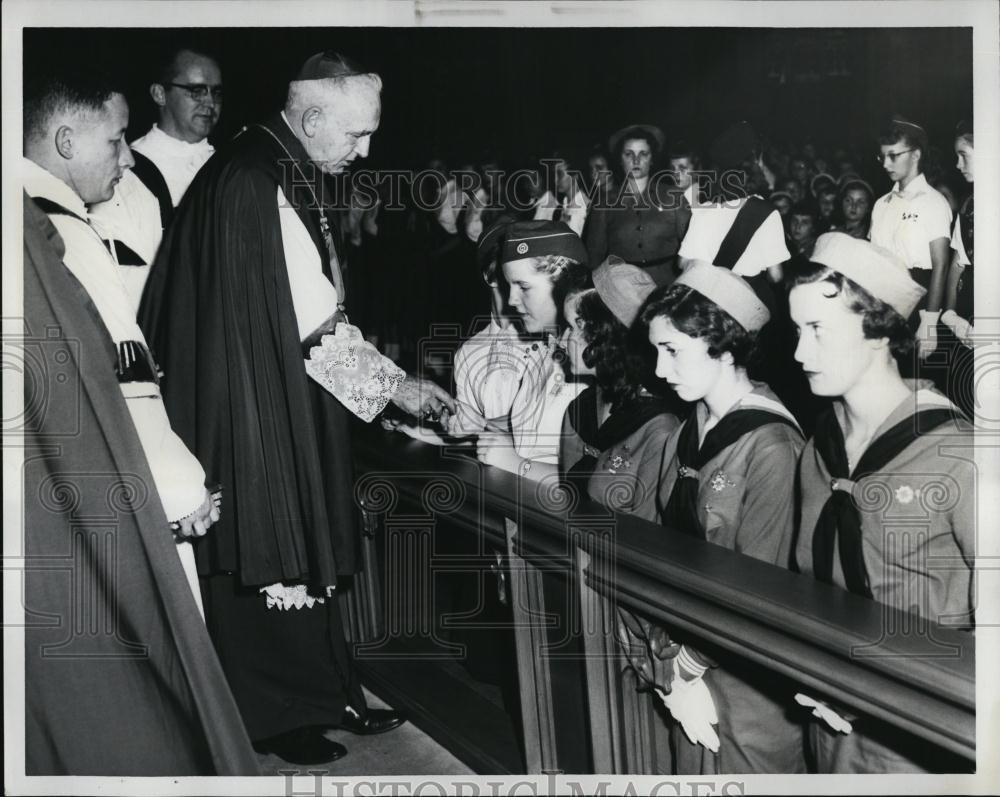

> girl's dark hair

[
  {"left": 878, "top": 115, "right": 930, "bottom": 174},
  {"left": 833, "top": 179, "right": 875, "bottom": 231},
  {"left": 575, "top": 291, "right": 651, "bottom": 409},
  {"left": 838, "top": 178, "right": 875, "bottom": 206},
  {"left": 640, "top": 284, "right": 759, "bottom": 368},
  {"left": 788, "top": 260, "right": 914, "bottom": 358},
  {"left": 955, "top": 118, "right": 974, "bottom": 146},
  {"left": 613, "top": 130, "right": 659, "bottom": 183}
]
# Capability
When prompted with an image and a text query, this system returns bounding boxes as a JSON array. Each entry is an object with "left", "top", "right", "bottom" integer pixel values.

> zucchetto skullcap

[{"left": 294, "top": 51, "right": 372, "bottom": 81}]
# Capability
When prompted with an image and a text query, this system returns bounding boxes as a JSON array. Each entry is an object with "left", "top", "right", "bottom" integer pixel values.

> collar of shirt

[
  {"left": 23, "top": 157, "right": 89, "bottom": 220},
  {"left": 891, "top": 172, "right": 930, "bottom": 201},
  {"left": 138, "top": 123, "right": 214, "bottom": 158},
  {"left": 830, "top": 378, "right": 959, "bottom": 441},
  {"left": 694, "top": 380, "right": 797, "bottom": 435}
]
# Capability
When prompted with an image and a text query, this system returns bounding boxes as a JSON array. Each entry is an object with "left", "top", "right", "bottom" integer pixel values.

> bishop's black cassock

[{"left": 139, "top": 115, "right": 367, "bottom": 741}]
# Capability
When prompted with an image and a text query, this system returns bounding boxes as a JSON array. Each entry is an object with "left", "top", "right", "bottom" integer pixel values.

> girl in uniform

[
  {"left": 643, "top": 264, "right": 807, "bottom": 774},
  {"left": 559, "top": 256, "right": 681, "bottom": 519},
  {"left": 475, "top": 219, "right": 589, "bottom": 478},
  {"left": 559, "top": 258, "right": 685, "bottom": 750},
  {"left": 870, "top": 116, "right": 953, "bottom": 362},
  {"left": 790, "top": 232, "right": 974, "bottom": 773}
]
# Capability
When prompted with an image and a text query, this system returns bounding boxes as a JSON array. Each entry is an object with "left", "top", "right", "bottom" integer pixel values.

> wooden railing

[{"left": 349, "top": 425, "right": 975, "bottom": 774}]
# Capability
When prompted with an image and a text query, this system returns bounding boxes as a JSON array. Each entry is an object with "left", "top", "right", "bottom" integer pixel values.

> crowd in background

[{"left": 343, "top": 118, "right": 975, "bottom": 425}]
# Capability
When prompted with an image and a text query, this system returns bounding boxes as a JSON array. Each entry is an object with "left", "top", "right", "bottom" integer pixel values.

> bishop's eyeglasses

[{"left": 166, "top": 82, "right": 224, "bottom": 102}]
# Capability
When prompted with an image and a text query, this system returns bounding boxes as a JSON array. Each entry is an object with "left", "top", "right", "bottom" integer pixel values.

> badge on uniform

[{"left": 709, "top": 470, "right": 735, "bottom": 492}]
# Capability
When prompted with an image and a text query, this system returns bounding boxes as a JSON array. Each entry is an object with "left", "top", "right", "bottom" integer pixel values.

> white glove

[
  {"left": 916, "top": 309, "right": 941, "bottom": 360},
  {"left": 655, "top": 658, "right": 720, "bottom": 753},
  {"left": 941, "top": 310, "right": 974, "bottom": 348},
  {"left": 795, "top": 693, "right": 853, "bottom": 734}
]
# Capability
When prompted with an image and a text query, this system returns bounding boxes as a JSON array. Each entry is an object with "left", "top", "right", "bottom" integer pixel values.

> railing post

[
  {"left": 576, "top": 542, "right": 670, "bottom": 774},
  {"left": 504, "top": 516, "right": 559, "bottom": 773}
]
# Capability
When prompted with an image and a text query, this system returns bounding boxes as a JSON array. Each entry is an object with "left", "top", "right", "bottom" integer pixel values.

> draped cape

[{"left": 22, "top": 194, "right": 258, "bottom": 775}]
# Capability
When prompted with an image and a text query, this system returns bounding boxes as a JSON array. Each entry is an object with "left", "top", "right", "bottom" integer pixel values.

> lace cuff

[
  {"left": 304, "top": 322, "right": 406, "bottom": 422},
  {"left": 260, "top": 583, "right": 333, "bottom": 611}
]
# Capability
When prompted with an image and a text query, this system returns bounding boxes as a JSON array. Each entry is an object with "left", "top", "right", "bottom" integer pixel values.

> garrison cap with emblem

[
  {"left": 592, "top": 256, "right": 658, "bottom": 327},
  {"left": 476, "top": 214, "right": 517, "bottom": 280},
  {"left": 501, "top": 220, "right": 588, "bottom": 266},
  {"left": 808, "top": 232, "right": 926, "bottom": 318},
  {"left": 674, "top": 262, "right": 770, "bottom": 332}
]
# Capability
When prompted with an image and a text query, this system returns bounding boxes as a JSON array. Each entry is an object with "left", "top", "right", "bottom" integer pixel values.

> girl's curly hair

[{"left": 576, "top": 290, "right": 655, "bottom": 409}]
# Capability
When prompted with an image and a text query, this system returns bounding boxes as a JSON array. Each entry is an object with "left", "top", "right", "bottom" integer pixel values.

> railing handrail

[{"left": 353, "top": 427, "right": 975, "bottom": 760}]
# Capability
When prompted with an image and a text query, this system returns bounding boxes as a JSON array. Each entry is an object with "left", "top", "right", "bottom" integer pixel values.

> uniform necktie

[
  {"left": 811, "top": 406, "right": 957, "bottom": 597},
  {"left": 662, "top": 408, "right": 799, "bottom": 538}
]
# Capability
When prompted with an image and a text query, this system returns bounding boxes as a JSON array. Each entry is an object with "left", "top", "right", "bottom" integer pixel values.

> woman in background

[
  {"left": 833, "top": 178, "right": 874, "bottom": 240},
  {"left": 532, "top": 152, "right": 590, "bottom": 237},
  {"left": 585, "top": 123, "right": 691, "bottom": 286}
]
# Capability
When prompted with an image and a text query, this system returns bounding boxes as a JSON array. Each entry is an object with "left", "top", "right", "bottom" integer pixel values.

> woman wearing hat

[
  {"left": 642, "top": 264, "right": 806, "bottom": 774},
  {"left": 870, "top": 115, "right": 953, "bottom": 362},
  {"left": 789, "top": 232, "right": 974, "bottom": 773},
  {"left": 559, "top": 257, "right": 681, "bottom": 518},
  {"left": 584, "top": 124, "right": 691, "bottom": 287},
  {"left": 475, "top": 219, "right": 589, "bottom": 477}
]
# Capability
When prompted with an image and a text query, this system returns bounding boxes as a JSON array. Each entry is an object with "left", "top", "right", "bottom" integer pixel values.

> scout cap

[
  {"left": 476, "top": 214, "right": 516, "bottom": 280},
  {"left": 809, "top": 232, "right": 925, "bottom": 318},
  {"left": 501, "top": 220, "right": 587, "bottom": 266},
  {"left": 592, "top": 256, "right": 658, "bottom": 327},
  {"left": 674, "top": 263, "right": 770, "bottom": 332}
]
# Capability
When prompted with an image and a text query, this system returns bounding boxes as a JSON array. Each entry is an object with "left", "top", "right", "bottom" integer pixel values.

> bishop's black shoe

[
  {"left": 252, "top": 726, "right": 348, "bottom": 765},
  {"left": 338, "top": 708, "right": 406, "bottom": 735}
]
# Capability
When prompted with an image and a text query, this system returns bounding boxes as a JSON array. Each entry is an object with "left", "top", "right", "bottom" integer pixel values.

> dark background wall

[{"left": 25, "top": 26, "right": 971, "bottom": 182}]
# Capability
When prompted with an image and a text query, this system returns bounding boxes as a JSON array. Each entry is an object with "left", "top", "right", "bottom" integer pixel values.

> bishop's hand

[{"left": 391, "top": 375, "right": 457, "bottom": 432}]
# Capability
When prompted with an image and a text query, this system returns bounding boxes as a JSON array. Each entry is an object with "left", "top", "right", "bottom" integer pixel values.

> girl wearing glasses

[{"left": 869, "top": 116, "right": 953, "bottom": 363}]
